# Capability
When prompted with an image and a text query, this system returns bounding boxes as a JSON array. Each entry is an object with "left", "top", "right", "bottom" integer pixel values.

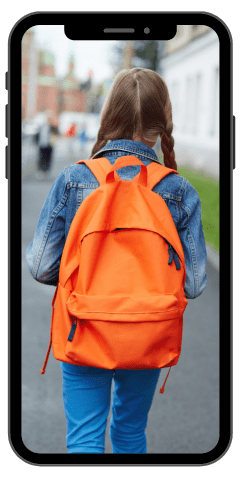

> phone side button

[
  {"left": 5, "top": 72, "right": 8, "bottom": 90},
  {"left": 233, "top": 115, "right": 235, "bottom": 170},
  {"left": 5, "top": 146, "right": 8, "bottom": 179}
]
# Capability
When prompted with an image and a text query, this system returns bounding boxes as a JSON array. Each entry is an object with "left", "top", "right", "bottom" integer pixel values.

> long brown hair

[{"left": 90, "top": 68, "right": 177, "bottom": 170}]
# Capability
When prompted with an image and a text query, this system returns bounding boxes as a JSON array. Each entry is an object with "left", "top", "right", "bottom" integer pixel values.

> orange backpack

[{"left": 41, "top": 155, "right": 188, "bottom": 392}]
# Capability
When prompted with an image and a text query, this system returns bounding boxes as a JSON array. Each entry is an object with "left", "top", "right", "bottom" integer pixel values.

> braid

[
  {"left": 161, "top": 96, "right": 177, "bottom": 170},
  {"left": 161, "top": 133, "right": 177, "bottom": 170}
]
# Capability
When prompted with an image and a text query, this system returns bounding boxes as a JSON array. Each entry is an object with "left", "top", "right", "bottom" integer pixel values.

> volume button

[{"left": 5, "top": 72, "right": 8, "bottom": 90}]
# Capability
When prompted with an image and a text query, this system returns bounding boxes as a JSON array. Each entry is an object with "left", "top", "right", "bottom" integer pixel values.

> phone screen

[{"left": 8, "top": 12, "right": 232, "bottom": 466}]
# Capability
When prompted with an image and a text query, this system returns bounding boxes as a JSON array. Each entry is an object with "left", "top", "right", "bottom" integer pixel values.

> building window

[
  {"left": 183, "top": 73, "right": 202, "bottom": 136},
  {"left": 170, "top": 81, "right": 179, "bottom": 123},
  {"left": 184, "top": 76, "right": 194, "bottom": 133},
  {"left": 193, "top": 73, "right": 202, "bottom": 135},
  {"left": 210, "top": 67, "right": 219, "bottom": 136}
]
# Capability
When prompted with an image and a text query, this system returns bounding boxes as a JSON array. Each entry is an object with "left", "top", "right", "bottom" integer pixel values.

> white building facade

[{"left": 160, "top": 28, "right": 219, "bottom": 179}]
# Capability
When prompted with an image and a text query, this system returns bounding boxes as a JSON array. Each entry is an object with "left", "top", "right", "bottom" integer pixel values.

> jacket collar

[{"left": 91, "top": 139, "right": 160, "bottom": 163}]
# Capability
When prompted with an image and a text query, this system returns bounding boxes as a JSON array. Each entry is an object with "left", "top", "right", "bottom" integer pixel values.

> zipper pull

[
  {"left": 67, "top": 318, "right": 77, "bottom": 342},
  {"left": 168, "top": 244, "right": 173, "bottom": 265},
  {"left": 167, "top": 243, "right": 181, "bottom": 271},
  {"left": 173, "top": 252, "right": 181, "bottom": 270}
]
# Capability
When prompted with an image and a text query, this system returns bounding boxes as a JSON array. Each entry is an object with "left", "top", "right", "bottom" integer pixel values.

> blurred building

[
  {"left": 58, "top": 55, "right": 87, "bottom": 115},
  {"left": 22, "top": 29, "right": 87, "bottom": 125},
  {"left": 37, "top": 49, "right": 59, "bottom": 124},
  {"left": 160, "top": 26, "right": 219, "bottom": 179},
  {"left": 22, "top": 28, "right": 38, "bottom": 120}
]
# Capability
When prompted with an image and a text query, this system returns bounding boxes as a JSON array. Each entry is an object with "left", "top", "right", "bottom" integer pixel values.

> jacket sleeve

[
  {"left": 177, "top": 179, "right": 207, "bottom": 299},
  {"left": 25, "top": 169, "right": 68, "bottom": 285}
]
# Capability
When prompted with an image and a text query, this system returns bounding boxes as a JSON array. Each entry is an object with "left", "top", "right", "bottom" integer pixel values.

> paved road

[{"left": 21, "top": 137, "right": 219, "bottom": 455}]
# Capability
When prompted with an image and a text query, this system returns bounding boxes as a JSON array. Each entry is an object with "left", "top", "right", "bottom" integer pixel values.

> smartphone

[{"left": 7, "top": 11, "right": 232, "bottom": 466}]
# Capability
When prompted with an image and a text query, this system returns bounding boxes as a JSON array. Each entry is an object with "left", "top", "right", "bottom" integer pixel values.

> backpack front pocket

[{"left": 64, "top": 293, "right": 184, "bottom": 369}]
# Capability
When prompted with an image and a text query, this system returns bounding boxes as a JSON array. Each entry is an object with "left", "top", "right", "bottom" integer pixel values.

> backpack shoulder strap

[
  {"left": 146, "top": 161, "right": 179, "bottom": 190},
  {"left": 76, "top": 157, "right": 113, "bottom": 185}
]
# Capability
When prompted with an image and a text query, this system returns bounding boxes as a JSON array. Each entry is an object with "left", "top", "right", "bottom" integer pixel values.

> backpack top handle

[{"left": 106, "top": 155, "right": 147, "bottom": 186}]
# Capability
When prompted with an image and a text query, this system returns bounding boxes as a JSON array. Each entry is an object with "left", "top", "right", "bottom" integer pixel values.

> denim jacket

[{"left": 26, "top": 139, "right": 207, "bottom": 299}]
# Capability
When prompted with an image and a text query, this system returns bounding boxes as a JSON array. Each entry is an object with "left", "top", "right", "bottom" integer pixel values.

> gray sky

[{"left": 33, "top": 25, "right": 116, "bottom": 84}]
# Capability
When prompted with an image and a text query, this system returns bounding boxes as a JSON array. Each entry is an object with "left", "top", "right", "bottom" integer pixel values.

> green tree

[{"left": 132, "top": 40, "right": 160, "bottom": 71}]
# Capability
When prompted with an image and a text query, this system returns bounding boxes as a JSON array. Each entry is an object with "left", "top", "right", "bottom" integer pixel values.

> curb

[{"left": 206, "top": 243, "right": 219, "bottom": 271}]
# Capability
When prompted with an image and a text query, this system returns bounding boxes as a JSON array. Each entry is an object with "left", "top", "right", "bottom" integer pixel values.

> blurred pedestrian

[
  {"left": 66, "top": 122, "right": 77, "bottom": 163},
  {"left": 77, "top": 122, "right": 91, "bottom": 156},
  {"left": 78, "top": 123, "right": 87, "bottom": 148},
  {"left": 66, "top": 122, "right": 76, "bottom": 139},
  {"left": 26, "top": 68, "right": 207, "bottom": 454},
  {"left": 37, "top": 112, "right": 54, "bottom": 178},
  {"left": 50, "top": 123, "right": 59, "bottom": 148}
]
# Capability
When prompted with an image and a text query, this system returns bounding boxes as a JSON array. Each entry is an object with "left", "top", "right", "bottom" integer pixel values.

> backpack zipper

[
  {"left": 167, "top": 243, "right": 181, "bottom": 270},
  {"left": 67, "top": 317, "right": 77, "bottom": 342}
]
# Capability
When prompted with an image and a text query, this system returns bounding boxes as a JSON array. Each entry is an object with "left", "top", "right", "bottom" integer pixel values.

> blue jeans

[{"left": 60, "top": 362, "right": 161, "bottom": 454}]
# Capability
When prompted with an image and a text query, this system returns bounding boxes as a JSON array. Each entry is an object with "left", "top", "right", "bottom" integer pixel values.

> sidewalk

[{"left": 206, "top": 244, "right": 219, "bottom": 271}]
